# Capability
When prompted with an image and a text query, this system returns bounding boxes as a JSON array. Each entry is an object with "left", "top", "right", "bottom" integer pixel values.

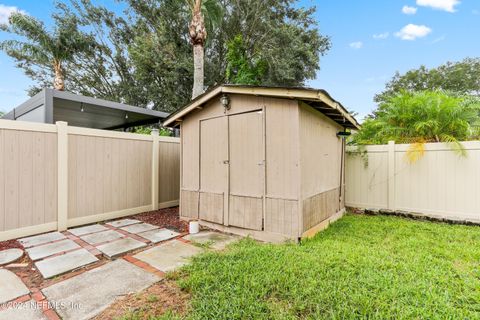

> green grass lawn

[{"left": 167, "top": 214, "right": 480, "bottom": 319}]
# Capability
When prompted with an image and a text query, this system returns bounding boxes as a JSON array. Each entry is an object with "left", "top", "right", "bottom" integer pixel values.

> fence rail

[
  {"left": 345, "top": 141, "right": 480, "bottom": 222},
  {"left": 0, "top": 119, "right": 180, "bottom": 241}
]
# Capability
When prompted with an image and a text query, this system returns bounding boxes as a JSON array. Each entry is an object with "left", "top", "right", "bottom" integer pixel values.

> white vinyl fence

[{"left": 346, "top": 141, "right": 480, "bottom": 222}]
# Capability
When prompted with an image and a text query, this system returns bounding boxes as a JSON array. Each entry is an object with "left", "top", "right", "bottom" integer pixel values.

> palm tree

[
  {"left": 186, "top": 0, "right": 222, "bottom": 99},
  {"left": 0, "top": 11, "right": 94, "bottom": 91},
  {"left": 351, "top": 90, "right": 480, "bottom": 161}
]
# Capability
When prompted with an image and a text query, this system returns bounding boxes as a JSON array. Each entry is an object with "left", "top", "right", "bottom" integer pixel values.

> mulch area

[
  {"left": 0, "top": 239, "right": 23, "bottom": 251},
  {"left": 131, "top": 206, "right": 188, "bottom": 233},
  {"left": 94, "top": 279, "right": 189, "bottom": 320},
  {"left": 0, "top": 206, "right": 187, "bottom": 291}
]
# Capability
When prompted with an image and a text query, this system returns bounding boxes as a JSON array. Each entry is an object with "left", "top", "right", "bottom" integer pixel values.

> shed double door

[{"left": 199, "top": 110, "right": 264, "bottom": 230}]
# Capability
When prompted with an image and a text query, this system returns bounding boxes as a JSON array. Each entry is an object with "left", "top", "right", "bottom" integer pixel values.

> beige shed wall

[
  {"left": 179, "top": 94, "right": 301, "bottom": 238},
  {"left": 299, "top": 102, "right": 344, "bottom": 232}
]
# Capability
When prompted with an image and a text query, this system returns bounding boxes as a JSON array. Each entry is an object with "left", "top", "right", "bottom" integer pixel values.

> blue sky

[{"left": 0, "top": 0, "right": 479, "bottom": 120}]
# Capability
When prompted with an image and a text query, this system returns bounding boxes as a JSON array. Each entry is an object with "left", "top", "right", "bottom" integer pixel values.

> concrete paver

[
  {"left": 0, "top": 249, "right": 23, "bottom": 266},
  {"left": 184, "top": 231, "right": 240, "bottom": 250},
  {"left": 105, "top": 219, "right": 141, "bottom": 228},
  {"left": 0, "top": 269, "right": 29, "bottom": 304},
  {"left": 35, "top": 249, "right": 99, "bottom": 279},
  {"left": 133, "top": 240, "right": 203, "bottom": 272},
  {"left": 96, "top": 238, "right": 147, "bottom": 258},
  {"left": 68, "top": 224, "right": 108, "bottom": 236},
  {"left": 120, "top": 223, "right": 159, "bottom": 234},
  {"left": 26, "top": 239, "right": 80, "bottom": 261},
  {"left": 19, "top": 232, "right": 66, "bottom": 248},
  {"left": 79, "top": 230, "right": 124, "bottom": 246},
  {"left": 137, "top": 229, "right": 179, "bottom": 243},
  {"left": 0, "top": 302, "right": 47, "bottom": 320},
  {"left": 42, "top": 259, "right": 160, "bottom": 320}
]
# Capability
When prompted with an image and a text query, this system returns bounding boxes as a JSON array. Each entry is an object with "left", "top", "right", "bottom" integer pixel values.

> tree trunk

[
  {"left": 189, "top": 0, "right": 206, "bottom": 99},
  {"left": 192, "top": 44, "right": 204, "bottom": 99},
  {"left": 53, "top": 60, "right": 65, "bottom": 91}
]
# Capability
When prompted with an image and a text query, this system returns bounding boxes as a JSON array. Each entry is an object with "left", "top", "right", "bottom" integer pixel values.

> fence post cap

[
  {"left": 151, "top": 128, "right": 159, "bottom": 136},
  {"left": 56, "top": 121, "right": 68, "bottom": 126}
]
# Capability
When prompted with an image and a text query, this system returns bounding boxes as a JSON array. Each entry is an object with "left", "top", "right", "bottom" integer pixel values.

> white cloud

[
  {"left": 416, "top": 0, "right": 460, "bottom": 12},
  {"left": 0, "top": 4, "right": 24, "bottom": 24},
  {"left": 373, "top": 32, "right": 389, "bottom": 40},
  {"left": 349, "top": 41, "right": 363, "bottom": 49},
  {"left": 395, "top": 24, "right": 432, "bottom": 40},
  {"left": 402, "top": 6, "right": 418, "bottom": 14}
]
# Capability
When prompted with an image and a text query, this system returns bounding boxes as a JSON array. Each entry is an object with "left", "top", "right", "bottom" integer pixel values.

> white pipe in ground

[{"left": 189, "top": 221, "right": 200, "bottom": 234}]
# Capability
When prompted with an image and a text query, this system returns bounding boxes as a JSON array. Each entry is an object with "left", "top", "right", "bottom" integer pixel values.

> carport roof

[
  {"left": 2, "top": 88, "right": 169, "bottom": 130},
  {"left": 163, "top": 85, "right": 360, "bottom": 129}
]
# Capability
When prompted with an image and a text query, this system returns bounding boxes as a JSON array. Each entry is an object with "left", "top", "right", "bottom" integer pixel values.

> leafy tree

[
  {"left": 4, "top": 0, "right": 330, "bottom": 113},
  {"left": 226, "top": 35, "right": 266, "bottom": 85},
  {"left": 0, "top": 9, "right": 95, "bottom": 91},
  {"left": 351, "top": 91, "right": 480, "bottom": 160},
  {"left": 375, "top": 58, "right": 480, "bottom": 105}
]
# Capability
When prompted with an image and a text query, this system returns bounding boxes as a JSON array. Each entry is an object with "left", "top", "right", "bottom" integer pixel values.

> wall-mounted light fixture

[
  {"left": 125, "top": 113, "right": 129, "bottom": 120},
  {"left": 80, "top": 102, "right": 85, "bottom": 112},
  {"left": 336, "top": 131, "right": 351, "bottom": 139},
  {"left": 220, "top": 94, "right": 230, "bottom": 111}
]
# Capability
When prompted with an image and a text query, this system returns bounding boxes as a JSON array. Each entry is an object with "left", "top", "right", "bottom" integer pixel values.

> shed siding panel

[
  {"left": 299, "top": 102, "right": 343, "bottom": 199},
  {"left": 180, "top": 190, "right": 199, "bottom": 219},
  {"left": 229, "top": 195, "right": 263, "bottom": 230},
  {"left": 299, "top": 103, "right": 343, "bottom": 232},
  {"left": 181, "top": 116, "right": 199, "bottom": 191},
  {"left": 265, "top": 198, "right": 299, "bottom": 237},
  {"left": 265, "top": 98, "right": 300, "bottom": 200},
  {"left": 302, "top": 188, "right": 340, "bottom": 231},
  {"left": 199, "top": 192, "right": 223, "bottom": 224}
]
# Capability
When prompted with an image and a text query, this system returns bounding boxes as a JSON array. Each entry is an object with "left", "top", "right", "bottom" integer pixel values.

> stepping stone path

[
  {"left": 106, "top": 219, "right": 141, "bottom": 228},
  {"left": 0, "top": 269, "right": 29, "bottom": 304},
  {"left": 26, "top": 239, "right": 80, "bottom": 261},
  {"left": 42, "top": 259, "right": 160, "bottom": 320},
  {"left": 134, "top": 240, "right": 203, "bottom": 272},
  {"left": 120, "top": 223, "right": 158, "bottom": 234},
  {"left": 184, "top": 231, "right": 240, "bottom": 250},
  {"left": 19, "top": 232, "right": 66, "bottom": 248},
  {"left": 20, "top": 218, "right": 188, "bottom": 280},
  {"left": 0, "top": 248, "right": 23, "bottom": 266},
  {"left": 138, "top": 229, "right": 179, "bottom": 244},
  {"left": 0, "top": 302, "right": 47, "bottom": 320},
  {"left": 96, "top": 238, "right": 147, "bottom": 258},
  {"left": 79, "top": 230, "right": 124, "bottom": 245},
  {"left": 35, "top": 248, "right": 99, "bottom": 279},
  {"left": 69, "top": 224, "right": 108, "bottom": 236}
]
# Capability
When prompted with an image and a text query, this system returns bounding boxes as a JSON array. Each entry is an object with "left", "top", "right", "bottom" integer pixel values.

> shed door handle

[{"left": 223, "top": 160, "right": 229, "bottom": 164}]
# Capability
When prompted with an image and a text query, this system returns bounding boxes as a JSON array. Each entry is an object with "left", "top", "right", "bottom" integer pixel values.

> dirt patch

[
  {"left": 132, "top": 207, "right": 188, "bottom": 233},
  {"left": 94, "top": 279, "right": 189, "bottom": 320}
]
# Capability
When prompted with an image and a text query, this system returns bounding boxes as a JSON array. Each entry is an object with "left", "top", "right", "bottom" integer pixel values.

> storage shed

[{"left": 164, "top": 85, "right": 360, "bottom": 242}]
